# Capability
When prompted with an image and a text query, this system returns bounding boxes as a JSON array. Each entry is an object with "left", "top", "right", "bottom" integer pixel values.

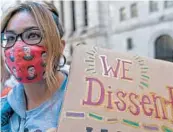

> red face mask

[{"left": 4, "top": 42, "right": 47, "bottom": 83}]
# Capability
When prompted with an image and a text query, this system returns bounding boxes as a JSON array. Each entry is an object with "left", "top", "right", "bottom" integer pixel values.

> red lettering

[
  {"left": 83, "top": 77, "right": 105, "bottom": 106},
  {"left": 140, "top": 95, "right": 154, "bottom": 116},
  {"left": 114, "top": 91, "right": 127, "bottom": 111},
  {"left": 128, "top": 93, "right": 140, "bottom": 116},
  {"left": 165, "top": 86, "right": 173, "bottom": 122},
  {"left": 107, "top": 91, "right": 113, "bottom": 109},
  {"left": 121, "top": 60, "right": 133, "bottom": 81},
  {"left": 99, "top": 55, "right": 120, "bottom": 77},
  {"left": 151, "top": 93, "right": 168, "bottom": 120}
]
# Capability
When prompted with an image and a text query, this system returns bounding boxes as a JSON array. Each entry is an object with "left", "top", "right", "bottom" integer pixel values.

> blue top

[{"left": 1, "top": 74, "right": 67, "bottom": 132}]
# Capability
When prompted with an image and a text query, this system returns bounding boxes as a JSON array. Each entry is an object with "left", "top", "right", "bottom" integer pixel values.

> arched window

[{"left": 155, "top": 35, "right": 173, "bottom": 62}]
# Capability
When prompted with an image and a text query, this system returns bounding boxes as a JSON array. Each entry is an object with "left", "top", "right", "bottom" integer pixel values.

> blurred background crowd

[{"left": 1, "top": 0, "right": 173, "bottom": 65}]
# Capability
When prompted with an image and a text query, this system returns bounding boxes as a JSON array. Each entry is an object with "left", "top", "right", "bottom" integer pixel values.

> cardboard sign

[{"left": 58, "top": 45, "right": 173, "bottom": 132}]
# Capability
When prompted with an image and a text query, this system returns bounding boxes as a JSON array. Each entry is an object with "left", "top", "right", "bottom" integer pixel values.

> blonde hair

[
  {"left": 1, "top": 55, "right": 10, "bottom": 90},
  {"left": 1, "top": 1, "right": 64, "bottom": 91}
]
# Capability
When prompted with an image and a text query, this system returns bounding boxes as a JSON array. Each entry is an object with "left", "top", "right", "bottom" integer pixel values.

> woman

[{"left": 1, "top": 1, "right": 68, "bottom": 131}]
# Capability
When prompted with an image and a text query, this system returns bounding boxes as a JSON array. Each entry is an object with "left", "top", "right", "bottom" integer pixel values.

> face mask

[{"left": 4, "top": 42, "right": 47, "bottom": 83}]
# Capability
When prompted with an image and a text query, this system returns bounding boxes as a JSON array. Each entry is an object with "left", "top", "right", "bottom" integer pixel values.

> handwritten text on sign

[
  {"left": 83, "top": 55, "right": 173, "bottom": 123},
  {"left": 58, "top": 46, "right": 173, "bottom": 132}
]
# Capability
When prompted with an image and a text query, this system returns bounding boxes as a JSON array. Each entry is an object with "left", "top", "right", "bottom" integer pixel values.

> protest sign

[{"left": 58, "top": 45, "right": 173, "bottom": 132}]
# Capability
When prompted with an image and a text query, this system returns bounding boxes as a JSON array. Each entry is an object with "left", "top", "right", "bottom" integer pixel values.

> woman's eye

[
  {"left": 28, "top": 33, "right": 40, "bottom": 39},
  {"left": 7, "top": 36, "right": 15, "bottom": 42}
]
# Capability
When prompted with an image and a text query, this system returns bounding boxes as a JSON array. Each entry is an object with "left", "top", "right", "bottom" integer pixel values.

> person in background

[{"left": 1, "top": 1, "right": 69, "bottom": 131}]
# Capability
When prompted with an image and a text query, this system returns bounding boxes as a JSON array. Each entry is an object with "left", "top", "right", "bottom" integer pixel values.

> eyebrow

[{"left": 5, "top": 26, "right": 39, "bottom": 34}]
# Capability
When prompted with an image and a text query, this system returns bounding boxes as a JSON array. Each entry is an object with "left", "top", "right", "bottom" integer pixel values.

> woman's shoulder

[
  {"left": 1, "top": 79, "right": 18, "bottom": 130},
  {"left": 1, "top": 96, "right": 14, "bottom": 131}
]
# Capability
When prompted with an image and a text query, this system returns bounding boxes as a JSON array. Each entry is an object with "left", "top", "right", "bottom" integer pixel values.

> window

[
  {"left": 60, "top": 1, "right": 64, "bottom": 27},
  {"left": 70, "top": 45, "right": 73, "bottom": 56},
  {"left": 83, "top": 1, "right": 88, "bottom": 26},
  {"left": 131, "top": 3, "right": 138, "bottom": 18},
  {"left": 51, "top": 0, "right": 54, "bottom": 4},
  {"left": 120, "top": 7, "right": 126, "bottom": 21},
  {"left": 16, "top": 0, "right": 21, "bottom": 3},
  {"left": 71, "top": 1, "right": 76, "bottom": 32},
  {"left": 164, "top": 1, "right": 173, "bottom": 8},
  {"left": 127, "top": 38, "right": 133, "bottom": 50},
  {"left": 149, "top": 1, "right": 158, "bottom": 12},
  {"left": 155, "top": 35, "right": 173, "bottom": 62}
]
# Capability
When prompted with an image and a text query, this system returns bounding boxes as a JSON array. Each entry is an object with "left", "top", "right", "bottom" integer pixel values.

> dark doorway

[{"left": 155, "top": 35, "right": 173, "bottom": 62}]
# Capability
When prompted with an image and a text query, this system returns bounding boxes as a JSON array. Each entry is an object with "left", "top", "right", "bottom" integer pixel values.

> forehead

[{"left": 6, "top": 11, "right": 38, "bottom": 34}]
